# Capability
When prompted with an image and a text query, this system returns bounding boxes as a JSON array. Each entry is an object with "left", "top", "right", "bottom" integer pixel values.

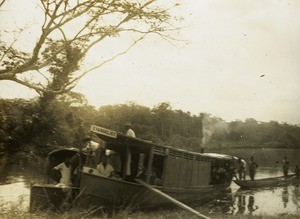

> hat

[
  {"left": 83, "top": 135, "right": 92, "bottom": 142},
  {"left": 105, "top": 149, "right": 116, "bottom": 156},
  {"left": 124, "top": 122, "right": 133, "bottom": 127}
]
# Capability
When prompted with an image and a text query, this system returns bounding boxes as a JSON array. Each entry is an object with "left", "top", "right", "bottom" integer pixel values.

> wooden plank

[
  {"left": 187, "top": 158, "right": 193, "bottom": 188},
  {"left": 161, "top": 149, "right": 169, "bottom": 187},
  {"left": 135, "top": 179, "right": 211, "bottom": 219},
  {"left": 179, "top": 159, "right": 186, "bottom": 188},
  {"left": 175, "top": 157, "right": 181, "bottom": 188},
  {"left": 122, "top": 145, "right": 130, "bottom": 179},
  {"left": 146, "top": 146, "right": 154, "bottom": 183},
  {"left": 163, "top": 156, "right": 177, "bottom": 188},
  {"left": 191, "top": 159, "right": 198, "bottom": 188}
]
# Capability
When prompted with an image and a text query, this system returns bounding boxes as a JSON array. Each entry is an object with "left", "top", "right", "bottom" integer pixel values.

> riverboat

[
  {"left": 233, "top": 174, "right": 298, "bottom": 189},
  {"left": 30, "top": 125, "right": 237, "bottom": 211}
]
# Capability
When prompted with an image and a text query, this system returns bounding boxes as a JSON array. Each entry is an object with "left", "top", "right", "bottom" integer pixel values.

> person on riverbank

[
  {"left": 282, "top": 156, "right": 289, "bottom": 177},
  {"left": 249, "top": 156, "right": 259, "bottom": 181},
  {"left": 238, "top": 158, "right": 246, "bottom": 181}
]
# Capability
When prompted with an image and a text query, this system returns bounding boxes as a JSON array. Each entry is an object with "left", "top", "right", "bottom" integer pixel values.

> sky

[{"left": 0, "top": 0, "right": 300, "bottom": 124}]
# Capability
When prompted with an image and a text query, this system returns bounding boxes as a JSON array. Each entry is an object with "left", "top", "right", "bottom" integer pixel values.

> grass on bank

[
  {"left": 0, "top": 195, "right": 299, "bottom": 219},
  {"left": 1, "top": 203, "right": 299, "bottom": 219}
]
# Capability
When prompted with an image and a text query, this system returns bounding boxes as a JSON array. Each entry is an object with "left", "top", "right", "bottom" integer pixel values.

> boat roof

[
  {"left": 90, "top": 125, "right": 234, "bottom": 161},
  {"left": 204, "top": 153, "right": 238, "bottom": 160}
]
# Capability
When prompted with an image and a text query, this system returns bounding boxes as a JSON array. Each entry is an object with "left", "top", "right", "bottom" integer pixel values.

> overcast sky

[{"left": 1, "top": 0, "right": 300, "bottom": 124}]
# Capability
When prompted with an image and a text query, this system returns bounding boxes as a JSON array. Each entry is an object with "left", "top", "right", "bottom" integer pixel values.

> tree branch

[
  {"left": 0, "top": 0, "right": 181, "bottom": 98},
  {"left": 66, "top": 34, "right": 147, "bottom": 89},
  {"left": 0, "top": 0, "right": 6, "bottom": 8}
]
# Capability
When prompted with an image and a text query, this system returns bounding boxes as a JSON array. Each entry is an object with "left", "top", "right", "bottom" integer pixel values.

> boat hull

[
  {"left": 77, "top": 172, "right": 231, "bottom": 209},
  {"left": 233, "top": 175, "right": 298, "bottom": 189},
  {"left": 29, "top": 184, "right": 80, "bottom": 212}
]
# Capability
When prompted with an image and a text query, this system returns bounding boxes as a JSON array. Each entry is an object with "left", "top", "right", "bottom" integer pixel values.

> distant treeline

[{"left": 0, "top": 98, "right": 299, "bottom": 162}]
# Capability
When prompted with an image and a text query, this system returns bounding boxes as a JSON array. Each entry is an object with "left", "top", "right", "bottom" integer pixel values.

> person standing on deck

[
  {"left": 124, "top": 122, "right": 135, "bottom": 181},
  {"left": 282, "top": 156, "right": 289, "bottom": 177},
  {"left": 125, "top": 122, "right": 136, "bottom": 137},
  {"left": 249, "top": 156, "right": 259, "bottom": 181}
]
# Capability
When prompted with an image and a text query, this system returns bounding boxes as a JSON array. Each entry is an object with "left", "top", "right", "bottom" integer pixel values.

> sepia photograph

[{"left": 0, "top": 0, "right": 299, "bottom": 218}]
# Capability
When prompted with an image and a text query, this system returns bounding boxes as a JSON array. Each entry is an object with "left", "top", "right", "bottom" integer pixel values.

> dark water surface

[{"left": 0, "top": 148, "right": 299, "bottom": 218}]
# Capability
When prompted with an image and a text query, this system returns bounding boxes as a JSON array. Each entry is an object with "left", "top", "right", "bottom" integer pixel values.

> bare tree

[
  {"left": 0, "top": 0, "right": 181, "bottom": 98},
  {"left": 0, "top": 0, "right": 6, "bottom": 7}
]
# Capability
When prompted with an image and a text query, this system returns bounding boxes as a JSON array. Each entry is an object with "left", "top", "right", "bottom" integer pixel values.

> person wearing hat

[
  {"left": 82, "top": 135, "right": 106, "bottom": 167},
  {"left": 82, "top": 136, "right": 100, "bottom": 152},
  {"left": 124, "top": 122, "right": 135, "bottom": 137}
]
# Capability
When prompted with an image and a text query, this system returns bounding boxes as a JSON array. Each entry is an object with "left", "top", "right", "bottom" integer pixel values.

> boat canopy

[
  {"left": 46, "top": 147, "right": 85, "bottom": 176},
  {"left": 204, "top": 153, "right": 238, "bottom": 161},
  {"left": 48, "top": 147, "right": 79, "bottom": 157}
]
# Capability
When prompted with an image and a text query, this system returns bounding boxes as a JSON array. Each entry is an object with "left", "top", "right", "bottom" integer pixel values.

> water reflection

[
  {"left": 236, "top": 192, "right": 246, "bottom": 214},
  {"left": 282, "top": 186, "right": 289, "bottom": 208},
  {"left": 247, "top": 195, "right": 258, "bottom": 215},
  {"left": 230, "top": 185, "right": 299, "bottom": 216},
  {"left": 232, "top": 192, "right": 258, "bottom": 215},
  {"left": 202, "top": 167, "right": 300, "bottom": 217},
  {"left": 291, "top": 186, "right": 300, "bottom": 211}
]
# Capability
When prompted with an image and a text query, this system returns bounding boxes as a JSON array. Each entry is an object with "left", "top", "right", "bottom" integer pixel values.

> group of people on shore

[{"left": 237, "top": 155, "right": 299, "bottom": 181}]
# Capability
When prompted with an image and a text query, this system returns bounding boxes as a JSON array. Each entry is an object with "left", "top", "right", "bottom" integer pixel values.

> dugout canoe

[{"left": 233, "top": 174, "right": 297, "bottom": 189}]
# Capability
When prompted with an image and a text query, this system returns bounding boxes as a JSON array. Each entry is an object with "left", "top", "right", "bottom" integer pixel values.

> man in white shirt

[
  {"left": 54, "top": 158, "right": 72, "bottom": 186},
  {"left": 124, "top": 122, "right": 135, "bottom": 137},
  {"left": 97, "top": 155, "right": 114, "bottom": 177}
]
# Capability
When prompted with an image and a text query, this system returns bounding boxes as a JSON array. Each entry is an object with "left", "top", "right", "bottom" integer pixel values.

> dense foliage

[{"left": 0, "top": 98, "right": 299, "bottom": 162}]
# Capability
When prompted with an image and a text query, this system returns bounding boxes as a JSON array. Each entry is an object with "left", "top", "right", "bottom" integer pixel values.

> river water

[
  {"left": 0, "top": 151, "right": 299, "bottom": 218},
  {"left": 196, "top": 167, "right": 300, "bottom": 217}
]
